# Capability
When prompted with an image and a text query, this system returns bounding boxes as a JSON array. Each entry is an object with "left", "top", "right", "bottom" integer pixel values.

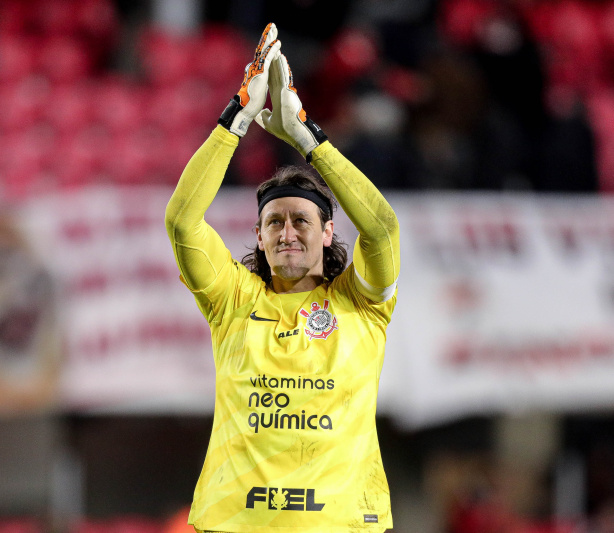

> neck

[{"left": 271, "top": 274, "right": 323, "bottom": 294}]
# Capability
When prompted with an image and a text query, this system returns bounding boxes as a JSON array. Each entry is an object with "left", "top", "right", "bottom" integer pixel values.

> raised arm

[
  {"left": 310, "top": 143, "right": 400, "bottom": 301},
  {"left": 255, "top": 52, "right": 400, "bottom": 301},
  {"left": 165, "top": 126, "right": 239, "bottom": 291},
  {"left": 165, "top": 24, "right": 281, "bottom": 291}
]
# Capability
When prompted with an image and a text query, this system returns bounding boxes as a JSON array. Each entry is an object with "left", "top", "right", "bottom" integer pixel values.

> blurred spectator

[
  {"left": 342, "top": 91, "right": 428, "bottom": 189},
  {"left": 436, "top": 0, "right": 597, "bottom": 192},
  {"left": 0, "top": 0, "right": 603, "bottom": 194},
  {"left": 590, "top": 499, "right": 614, "bottom": 533},
  {"left": 0, "top": 214, "right": 61, "bottom": 414}
]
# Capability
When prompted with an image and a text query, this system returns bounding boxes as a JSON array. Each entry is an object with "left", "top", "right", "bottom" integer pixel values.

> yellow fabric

[
  {"left": 188, "top": 262, "right": 394, "bottom": 532},
  {"left": 165, "top": 125, "right": 239, "bottom": 293},
  {"left": 165, "top": 127, "right": 398, "bottom": 532},
  {"left": 310, "top": 142, "right": 400, "bottom": 291}
]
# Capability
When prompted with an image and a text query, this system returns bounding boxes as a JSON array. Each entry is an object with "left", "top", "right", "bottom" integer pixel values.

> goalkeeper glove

[
  {"left": 218, "top": 23, "right": 281, "bottom": 137},
  {"left": 255, "top": 53, "right": 328, "bottom": 161}
]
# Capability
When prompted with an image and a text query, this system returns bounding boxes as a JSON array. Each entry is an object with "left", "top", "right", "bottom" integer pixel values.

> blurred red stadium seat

[
  {"left": 37, "top": 35, "right": 93, "bottom": 84},
  {"left": 0, "top": 36, "right": 37, "bottom": 83},
  {"left": 91, "top": 78, "right": 146, "bottom": 135},
  {"left": 0, "top": 1, "right": 29, "bottom": 34},
  {"left": 192, "top": 24, "right": 251, "bottom": 88},
  {"left": 599, "top": 2, "right": 614, "bottom": 82},
  {"left": 521, "top": 0, "right": 557, "bottom": 43},
  {"left": 0, "top": 77, "right": 50, "bottom": 133},
  {"left": 438, "top": 0, "right": 496, "bottom": 47},
  {"left": 30, "top": 0, "right": 80, "bottom": 36},
  {"left": 44, "top": 82, "right": 96, "bottom": 134},
  {"left": 524, "top": 0, "right": 604, "bottom": 95},
  {"left": 137, "top": 27, "right": 198, "bottom": 86},
  {"left": 587, "top": 90, "right": 614, "bottom": 192},
  {"left": 53, "top": 124, "right": 113, "bottom": 188},
  {"left": 74, "top": 0, "right": 119, "bottom": 45},
  {"left": 145, "top": 85, "right": 197, "bottom": 134},
  {"left": 145, "top": 80, "right": 217, "bottom": 135},
  {"left": 75, "top": 0, "right": 119, "bottom": 72},
  {"left": 107, "top": 125, "right": 169, "bottom": 185},
  {"left": 20, "top": 123, "right": 57, "bottom": 169}
]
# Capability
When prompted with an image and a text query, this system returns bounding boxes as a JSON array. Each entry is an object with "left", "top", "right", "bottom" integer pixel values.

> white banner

[
  {"left": 386, "top": 194, "right": 614, "bottom": 427},
  {"left": 8, "top": 188, "right": 614, "bottom": 425},
  {"left": 15, "top": 187, "right": 219, "bottom": 413}
]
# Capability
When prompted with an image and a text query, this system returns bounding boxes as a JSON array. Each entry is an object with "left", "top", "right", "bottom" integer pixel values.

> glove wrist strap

[
  {"left": 304, "top": 116, "right": 328, "bottom": 145},
  {"left": 218, "top": 95, "right": 243, "bottom": 131},
  {"left": 304, "top": 116, "right": 327, "bottom": 162}
]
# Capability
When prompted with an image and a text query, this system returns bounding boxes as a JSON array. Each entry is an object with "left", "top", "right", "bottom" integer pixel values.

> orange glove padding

[{"left": 218, "top": 23, "right": 281, "bottom": 137}]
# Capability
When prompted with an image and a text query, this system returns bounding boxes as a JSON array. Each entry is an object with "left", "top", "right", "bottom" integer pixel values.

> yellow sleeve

[
  {"left": 310, "top": 141, "right": 400, "bottom": 297},
  {"left": 165, "top": 125, "right": 240, "bottom": 292}
]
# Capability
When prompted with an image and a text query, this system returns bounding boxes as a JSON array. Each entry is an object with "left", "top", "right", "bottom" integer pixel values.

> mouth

[{"left": 277, "top": 248, "right": 303, "bottom": 254}]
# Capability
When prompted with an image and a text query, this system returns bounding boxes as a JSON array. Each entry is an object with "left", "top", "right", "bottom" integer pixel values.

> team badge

[{"left": 299, "top": 299, "right": 338, "bottom": 341}]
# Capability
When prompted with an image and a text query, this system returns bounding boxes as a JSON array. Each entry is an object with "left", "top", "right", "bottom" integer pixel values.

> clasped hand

[{"left": 218, "top": 23, "right": 327, "bottom": 160}]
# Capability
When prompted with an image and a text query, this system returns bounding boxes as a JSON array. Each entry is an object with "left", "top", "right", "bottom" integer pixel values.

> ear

[
  {"left": 256, "top": 226, "right": 265, "bottom": 251},
  {"left": 323, "top": 220, "right": 334, "bottom": 248}
]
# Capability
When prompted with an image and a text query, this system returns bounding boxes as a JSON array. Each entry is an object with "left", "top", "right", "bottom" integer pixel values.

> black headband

[{"left": 257, "top": 185, "right": 332, "bottom": 219}]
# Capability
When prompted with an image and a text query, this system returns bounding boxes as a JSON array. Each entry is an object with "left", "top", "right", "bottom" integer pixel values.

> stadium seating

[{"left": 0, "top": 0, "right": 612, "bottom": 196}]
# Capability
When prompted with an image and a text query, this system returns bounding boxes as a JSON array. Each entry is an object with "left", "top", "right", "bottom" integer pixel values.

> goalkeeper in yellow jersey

[{"left": 165, "top": 23, "right": 400, "bottom": 533}]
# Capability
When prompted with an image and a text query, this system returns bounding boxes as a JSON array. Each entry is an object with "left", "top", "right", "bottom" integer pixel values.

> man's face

[{"left": 256, "top": 196, "right": 333, "bottom": 292}]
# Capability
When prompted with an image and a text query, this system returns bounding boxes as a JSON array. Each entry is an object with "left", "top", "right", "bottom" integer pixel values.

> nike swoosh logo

[{"left": 250, "top": 311, "right": 277, "bottom": 322}]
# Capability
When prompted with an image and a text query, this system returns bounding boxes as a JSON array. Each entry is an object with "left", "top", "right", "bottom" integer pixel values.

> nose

[{"left": 279, "top": 221, "right": 297, "bottom": 244}]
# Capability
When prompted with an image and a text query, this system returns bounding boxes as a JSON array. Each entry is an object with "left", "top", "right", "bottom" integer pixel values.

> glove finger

[
  {"left": 237, "top": 39, "right": 279, "bottom": 106},
  {"left": 255, "top": 108, "right": 272, "bottom": 130},
  {"left": 262, "top": 40, "right": 281, "bottom": 72},
  {"left": 254, "top": 22, "right": 277, "bottom": 61},
  {"left": 255, "top": 39, "right": 279, "bottom": 75},
  {"left": 265, "top": 23, "right": 278, "bottom": 49},
  {"left": 264, "top": 53, "right": 281, "bottom": 108},
  {"left": 278, "top": 54, "right": 308, "bottom": 122},
  {"left": 278, "top": 54, "right": 296, "bottom": 94}
]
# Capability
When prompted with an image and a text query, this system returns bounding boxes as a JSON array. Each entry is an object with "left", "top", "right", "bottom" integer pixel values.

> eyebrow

[{"left": 264, "top": 209, "right": 314, "bottom": 221}]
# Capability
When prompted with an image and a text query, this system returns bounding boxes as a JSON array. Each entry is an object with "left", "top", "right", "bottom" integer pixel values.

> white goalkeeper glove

[
  {"left": 255, "top": 53, "right": 328, "bottom": 161},
  {"left": 218, "top": 23, "right": 281, "bottom": 137}
]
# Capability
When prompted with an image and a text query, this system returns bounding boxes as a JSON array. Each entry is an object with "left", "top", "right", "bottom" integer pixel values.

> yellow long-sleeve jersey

[{"left": 165, "top": 126, "right": 400, "bottom": 533}]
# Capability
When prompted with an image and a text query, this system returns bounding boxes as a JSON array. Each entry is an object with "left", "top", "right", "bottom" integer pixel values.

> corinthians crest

[{"left": 299, "top": 299, "right": 338, "bottom": 341}]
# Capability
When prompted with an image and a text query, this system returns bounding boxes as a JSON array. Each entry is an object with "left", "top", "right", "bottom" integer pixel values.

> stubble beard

[{"left": 271, "top": 263, "right": 310, "bottom": 281}]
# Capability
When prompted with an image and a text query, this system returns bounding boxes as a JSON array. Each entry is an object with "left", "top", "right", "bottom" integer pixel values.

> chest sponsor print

[{"left": 299, "top": 299, "right": 338, "bottom": 341}]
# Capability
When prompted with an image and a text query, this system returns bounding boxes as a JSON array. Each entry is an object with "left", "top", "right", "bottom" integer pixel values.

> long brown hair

[{"left": 241, "top": 166, "right": 348, "bottom": 286}]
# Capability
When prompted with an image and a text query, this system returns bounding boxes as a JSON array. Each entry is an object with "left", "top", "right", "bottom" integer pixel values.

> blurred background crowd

[
  {"left": 0, "top": 0, "right": 610, "bottom": 199},
  {"left": 2, "top": 0, "right": 614, "bottom": 532}
]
